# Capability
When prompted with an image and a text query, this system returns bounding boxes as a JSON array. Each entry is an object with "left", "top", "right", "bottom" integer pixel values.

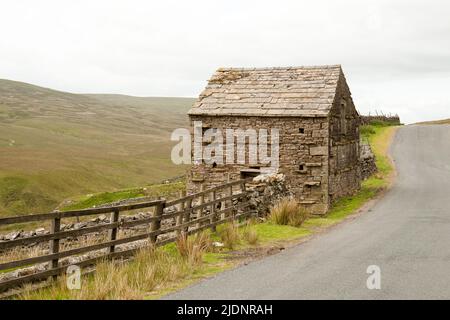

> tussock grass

[
  {"left": 242, "top": 221, "right": 259, "bottom": 245},
  {"left": 176, "top": 231, "right": 212, "bottom": 265},
  {"left": 19, "top": 247, "right": 191, "bottom": 300},
  {"left": 0, "top": 246, "right": 44, "bottom": 266},
  {"left": 269, "top": 198, "right": 308, "bottom": 227},
  {"left": 220, "top": 223, "right": 241, "bottom": 249},
  {"left": 19, "top": 275, "right": 72, "bottom": 300}
]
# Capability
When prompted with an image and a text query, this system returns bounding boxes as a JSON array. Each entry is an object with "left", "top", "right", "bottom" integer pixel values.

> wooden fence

[{"left": 0, "top": 179, "right": 253, "bottom": 293}]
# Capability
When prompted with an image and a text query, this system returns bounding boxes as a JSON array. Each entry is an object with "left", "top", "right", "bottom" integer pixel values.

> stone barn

[{"left": 187, "top": 65, "right": 360, "bottom": 215}]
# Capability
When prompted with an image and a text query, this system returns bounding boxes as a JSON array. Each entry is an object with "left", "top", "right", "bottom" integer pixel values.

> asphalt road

[{"left": 165, "top": 125, "right": 450, "bottom": 300}]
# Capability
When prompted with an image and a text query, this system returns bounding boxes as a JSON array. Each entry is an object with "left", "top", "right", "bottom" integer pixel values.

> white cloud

[{"left": 0, "top": 0, "right": 449, "bottom": 123}]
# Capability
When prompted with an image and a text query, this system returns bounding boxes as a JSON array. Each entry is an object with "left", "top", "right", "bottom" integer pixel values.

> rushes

[
  {"left": 242, "top": 225, "right": 259, "bottom": 245},
  {"left": 19, "top": 247, "right": 190, "bottom": 300},
  {"left": 242, "top": 219, "right": 259, "bottom": 245},
  {"left": 269, "top": 198, "right": 308, "bottom": 227},
  {"left": 176, "top": 231, "right": 212, "bottom": 265},
  {"left": 79, "top": 260, "right": 138, "bottom": 300},
  {"left": 78, "top": 248, "right": 190, "bottom": 300},
  {"left": 220, "top": 223, "right": 241, "bottom": 249}
]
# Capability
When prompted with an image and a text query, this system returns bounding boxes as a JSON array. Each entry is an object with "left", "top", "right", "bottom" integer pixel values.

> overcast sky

[{"left": 1, "top": 0, "right": 449, "bottom": 124}]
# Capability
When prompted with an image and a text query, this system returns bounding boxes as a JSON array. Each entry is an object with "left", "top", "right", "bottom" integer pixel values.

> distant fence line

[{"left": 0, "top": 178, "right": 254, "bottom": 294}]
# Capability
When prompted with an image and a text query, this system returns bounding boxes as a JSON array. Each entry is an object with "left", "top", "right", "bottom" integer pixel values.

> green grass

[
  {"left": 62, "top": 189, "right": 146, "bottom": 211},
  {"left": 361, "top": 122, "right": 397, "bottom": 176},
  {"left": 253, "top": 223, "right": 311, "bottom": 242},
  {"left": 61, "top": 181, "right": 185, "bottom": 211},
  {"left": 0, "top": 176, "right": 56, "bottom": 215}
]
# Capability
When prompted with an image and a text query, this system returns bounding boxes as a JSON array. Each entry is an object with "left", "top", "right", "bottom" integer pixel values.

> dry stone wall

[
  {"left": 245, "top": 173, "right": 293, "bottom": 217},
  {"left": 360, "top": 115, "right": 400, "bottom": 126},
  {"left": 360, "top": 142, "right": 377, "bottom": 180}
]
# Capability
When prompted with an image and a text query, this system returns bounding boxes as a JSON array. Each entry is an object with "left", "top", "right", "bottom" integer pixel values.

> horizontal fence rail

[{"left": 0, "top": 178, "right": 254, "bottom": 294}]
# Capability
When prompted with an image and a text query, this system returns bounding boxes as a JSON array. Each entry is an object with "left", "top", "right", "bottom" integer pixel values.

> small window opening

[
  {"left": 299, "top": 128, "right": 305, "bottom": 134},
  {"left": 299, "top": 164, "right": 305, "bottom": 171},
  {"left": 240, "top": 168, "right": 261, "bottom": 179},
  {"left": 212, "top": 162, "right": 217, "bottom": 168}
]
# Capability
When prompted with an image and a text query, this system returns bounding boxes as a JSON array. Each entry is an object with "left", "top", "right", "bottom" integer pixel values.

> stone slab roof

[{"left": 189, "top": 65, "right": 342, "bottom": 117}]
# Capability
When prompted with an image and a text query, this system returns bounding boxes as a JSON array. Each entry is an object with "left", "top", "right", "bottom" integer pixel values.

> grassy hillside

[
  {"left": 0, "top": 79, "right": 194, "bottom": 216},
  {"left": 415, "top": 118, "right": 450, "bottom": 125}
]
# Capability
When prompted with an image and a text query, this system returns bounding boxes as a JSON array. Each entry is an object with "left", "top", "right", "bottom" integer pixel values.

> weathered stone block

[{"left": 310, "top": 146, "right": 327, "bottom": 156}]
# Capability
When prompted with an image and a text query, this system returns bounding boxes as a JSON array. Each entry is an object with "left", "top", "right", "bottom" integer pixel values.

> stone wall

[
  {"left": 360, "top": 115, "right": 400, "bottom": 126},
  {"left": 245, "top": 173, "right": 293, "bottom": 217},
  {"left": 187, "top": 115, "right": 330, "bottom": 214},
  {"left": 360, "top": 142, "right": 377, "bottom": 180}
]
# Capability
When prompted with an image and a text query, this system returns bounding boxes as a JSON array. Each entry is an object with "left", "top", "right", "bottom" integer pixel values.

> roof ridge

[{"left": 217, "top": 65, "right": 341, "bottom": 72}]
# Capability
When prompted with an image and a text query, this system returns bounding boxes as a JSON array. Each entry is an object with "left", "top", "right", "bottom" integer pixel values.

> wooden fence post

[
  {"left": 228, "top": 179, "right": 234, "bottom": 219},
  {"left": 184, "top": 198, "right": 192, "bottom": 233},
  {"left": 49, "top": 213, "right": 61, "bottom": 280},
  {"left": 108, "top": 209, "right": 120, "bottom": 253},
  {"left": 197, "top": 184, "right": 205, "bottom": 229},
  {"left": 220, "top": 174, "right": 231, "bottom": 219},
  {"left": 176, "top": 190, "right": 186, "bottom": 237},
  {"left": 237, "top": 181, "right": 246, "bottom": 218},
  {"left": 210, "top": 190, "right": 217, "bottom": 232},
  {"left": 150, "top": 200, "right": 165, "bottom": 245}
]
